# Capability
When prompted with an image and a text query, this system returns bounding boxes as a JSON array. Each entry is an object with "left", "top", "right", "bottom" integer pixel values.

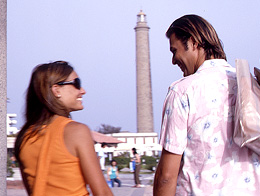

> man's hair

[
  {"left": 101, "top": 142, "right": 107, "bottom": 147},
  {"left": 166, "top": 14, "right": 226, "bottom": 60}
]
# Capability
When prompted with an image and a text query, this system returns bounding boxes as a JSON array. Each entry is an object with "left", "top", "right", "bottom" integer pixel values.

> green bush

[
  {"left": 7, "top": 155, "right": 14, "bottom": 177},
  {"left": 106, "top": 152, "right": 130, "bottom": 171},
  {"left": 116, "top": 164, "right": 127, "bottom": 171},
  {"left": 140, "top": 155, "right": 158, "bottom": 171},
  {"left": 104, "top": 154, "right": 159, "bottom": 172}
]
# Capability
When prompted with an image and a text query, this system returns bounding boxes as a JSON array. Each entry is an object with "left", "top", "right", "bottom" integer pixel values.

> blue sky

[{"left": 7, "top": 0, "right": 260, "bottom": 135}]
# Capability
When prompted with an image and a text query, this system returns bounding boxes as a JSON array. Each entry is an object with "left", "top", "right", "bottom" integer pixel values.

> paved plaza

[{"left": 7, "top": 169, "right": 154, "bottom": 196}]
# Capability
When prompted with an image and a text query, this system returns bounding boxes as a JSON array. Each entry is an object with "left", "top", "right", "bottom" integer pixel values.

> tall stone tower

[{"left": 134, "top": 10, "right": 154, "bottom": 133}]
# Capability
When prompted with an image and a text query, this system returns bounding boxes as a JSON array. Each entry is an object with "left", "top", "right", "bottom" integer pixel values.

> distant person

[
  {"left": 14, "top": 61, "right": 113, "bottom": 196},
  {"left": 153, "top": 14, "right": 260, "bottom": 195},
  {"left": 10, "top": 155, "right": 16, "bottom": 168},
  {"left": 98, "top": 142, "right": 108, "bottom": 171},
  {"left": 131, "top": 148, "right": 141, "bottom": 188},
  {"left": 107, "top": 160, "right": 121, "bottom": 187}
]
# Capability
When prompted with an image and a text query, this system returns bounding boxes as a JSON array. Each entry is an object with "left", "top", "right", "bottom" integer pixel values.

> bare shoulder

[
  {"left": 63, "top": 121, "right": 95, "bottom": 157},
  {"left": 65, "top": 121, "right": 90, "bottom": 131},
  {"left": 64, "top": 121, "right": 92, "bottom": 140}
]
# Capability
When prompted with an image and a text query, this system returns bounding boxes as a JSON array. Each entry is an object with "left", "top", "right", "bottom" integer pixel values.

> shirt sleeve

[{"left": 159, "top": 87, "right": 189, "bottom": 155}]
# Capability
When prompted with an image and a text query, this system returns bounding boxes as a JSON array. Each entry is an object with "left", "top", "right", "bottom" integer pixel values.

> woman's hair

[
  {"left": 14, "top": 61, "right": 74, "bottom": 162},
  {"left": 110, "top": 159, "right": 117, "bottom": 165},
  {"left": 166, "top": 14, "right": 226, "bottom": 60},
  {"left": 132, "top": 148, "right": 137, "bottom": 155}
]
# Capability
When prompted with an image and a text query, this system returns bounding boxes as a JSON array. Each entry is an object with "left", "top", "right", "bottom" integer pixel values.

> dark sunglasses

[{"left": 56, "top": 78, "right": 81, "bottom": 90}]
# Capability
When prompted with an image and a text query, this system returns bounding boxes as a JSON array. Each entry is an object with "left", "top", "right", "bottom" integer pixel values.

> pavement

[{"left": 7, "top": 168, "right": 154, "bottom": 196}]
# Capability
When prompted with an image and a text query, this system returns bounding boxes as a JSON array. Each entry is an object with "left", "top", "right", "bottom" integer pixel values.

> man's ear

[
  {"left": 51, "top": 84, "right": 61, "bottom": 98},
  {"left": 190, "top": 37, "right": 198, "bottom": 50}
]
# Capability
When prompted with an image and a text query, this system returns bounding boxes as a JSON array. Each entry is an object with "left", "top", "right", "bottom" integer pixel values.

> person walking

[
  {"left": 107, "top": 160, "right": 121, "bottom": 187},
  {"left": 154, "top": 15, "right": 260, "bottom": 195},
  {"left": 14, "top": 61, "right": 113, "bottom": 196}
]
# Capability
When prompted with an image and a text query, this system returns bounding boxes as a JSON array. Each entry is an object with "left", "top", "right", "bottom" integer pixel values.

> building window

[
  {"left": 145, "top": 137, "right": 153, "bottom": 144},
  {"left": 136, "top": 137, "right": 143, "bottom": 145},
  {"left": 127, "top": 137, "right": 135, "bottom": 145}
]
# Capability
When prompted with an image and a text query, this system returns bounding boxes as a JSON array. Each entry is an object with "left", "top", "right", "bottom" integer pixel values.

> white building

[
  {"left": 6, "top": 113, "right": 19, "bottom": 135},
  {"left": 6, "top": 113, "right": 162, "bottom": 158},
  {"left": 104, "top": 132, "right": 161, "bottom": 157}
]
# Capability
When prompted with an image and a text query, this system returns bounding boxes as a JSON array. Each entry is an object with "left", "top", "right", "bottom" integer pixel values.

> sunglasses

[{"left": 56, "top": 78, "right": 81, "bottom": 90}]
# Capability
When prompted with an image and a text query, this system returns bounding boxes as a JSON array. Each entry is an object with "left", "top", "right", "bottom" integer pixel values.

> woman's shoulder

[
  {"left": 66, "top": 121, "right": 89, "bottom": 129},
  {"left": 64, "top": 121, "right": 92, "bottom": 139},
  {"left": 63, "top": 121, "right": 94, "bottom": 154}
]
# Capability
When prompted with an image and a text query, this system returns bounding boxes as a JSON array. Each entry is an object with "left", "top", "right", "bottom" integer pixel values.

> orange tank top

[{"left": 20, "top": 116, "right": 89, "bottom": 196}]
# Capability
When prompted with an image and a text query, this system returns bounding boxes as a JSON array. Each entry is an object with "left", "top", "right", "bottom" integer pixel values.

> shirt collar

[
  {"left": 169, "top": 59, "right": 231, "bottom": 89},
  {"left": 197, "top": 59, "right": 230, "bottom": 73}
]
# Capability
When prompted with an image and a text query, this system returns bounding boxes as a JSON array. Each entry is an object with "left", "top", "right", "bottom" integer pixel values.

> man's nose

[{"left": 172, "top": 56, "right": 177, "bottom": 65}]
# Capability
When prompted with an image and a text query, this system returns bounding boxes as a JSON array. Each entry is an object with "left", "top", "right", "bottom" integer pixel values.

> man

[
  {"left": 154, "top": 15, "right": 260, "bottom": 195},
  {"left": 98, "top": 142, "right": 107, "bottom": 171}
]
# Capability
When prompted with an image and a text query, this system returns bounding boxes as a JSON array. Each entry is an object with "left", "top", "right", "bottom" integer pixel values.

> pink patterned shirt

[{"left": 160, "top": 59, "right": 260, "bottom": 195}]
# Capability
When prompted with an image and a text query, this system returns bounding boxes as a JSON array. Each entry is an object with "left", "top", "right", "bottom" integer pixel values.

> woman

[
  {"left": 14, "top": 61, "right": 113, "bottom": 196},
  {"left": 131, "top": 148, "right": 141, "bottom": 188},
  {"left": 107, "top": 160, "right": 121, "bottom": 187}
]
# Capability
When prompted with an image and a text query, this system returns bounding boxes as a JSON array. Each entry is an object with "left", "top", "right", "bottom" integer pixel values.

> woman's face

[{"left": 57, "top": 71, "right": 86, "bottom": 112}]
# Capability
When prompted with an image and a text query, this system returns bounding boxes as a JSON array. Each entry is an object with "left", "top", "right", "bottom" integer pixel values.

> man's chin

[{"left": 183, "top": 69, "right": 191, "bottom": 77}]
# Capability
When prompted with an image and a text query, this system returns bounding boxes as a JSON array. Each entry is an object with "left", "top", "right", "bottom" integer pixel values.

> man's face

[{"left": 169, "top": 33, "right": 199, "bottom": 77}]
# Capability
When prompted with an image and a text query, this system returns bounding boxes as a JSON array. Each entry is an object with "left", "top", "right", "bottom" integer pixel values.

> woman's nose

[{"left": 81, "top": 87, "right": 86, "bottom": 95}]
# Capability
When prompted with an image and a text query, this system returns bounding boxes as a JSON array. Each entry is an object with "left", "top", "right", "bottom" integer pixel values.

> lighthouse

[{"left": 134, "top": 10, "right": 154, "bottom": 133}]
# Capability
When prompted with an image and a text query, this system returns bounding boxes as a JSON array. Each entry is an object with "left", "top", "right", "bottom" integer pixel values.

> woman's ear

[{"left": 51, "top": 84, "right": 61, "bottom": 98}]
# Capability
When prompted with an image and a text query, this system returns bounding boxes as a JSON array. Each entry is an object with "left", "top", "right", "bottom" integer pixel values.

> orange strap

[{"left": 32, "top": 117, "right": 72, "bottom": 196}]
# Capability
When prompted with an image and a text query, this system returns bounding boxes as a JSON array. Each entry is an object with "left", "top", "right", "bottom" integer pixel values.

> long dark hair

[
  {"left": 132, "top": 148, "right": 138, "bottom": 155},
  {"left": 14, "top": 61, "right": 74, "bottom": 162},
  {"left": 166, "top": 14, "right": 226, "bottom": 60}
]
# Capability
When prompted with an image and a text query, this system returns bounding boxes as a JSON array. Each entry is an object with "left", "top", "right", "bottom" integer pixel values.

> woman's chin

[{"left": 71, "top": 106, "right": 84, "bottom": 112}]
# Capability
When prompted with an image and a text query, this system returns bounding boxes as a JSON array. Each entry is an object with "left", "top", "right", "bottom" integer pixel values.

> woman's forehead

[{"left": 66, "top": 71, "right": 78, "bottom": 80}]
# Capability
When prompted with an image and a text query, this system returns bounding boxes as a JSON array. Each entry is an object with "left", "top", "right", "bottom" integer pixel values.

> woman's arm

[
  {"left": 116, "top": 168, "right": 119, "bottom": 179},
  {"left": 107, "top": 167, "right": 111, "bottom": 180},
  {"left": 135, "top": 154, "right": 141, "bottom": 163},
  {"left": 64, "top": 122, "right": 113, "bottom": 196}
]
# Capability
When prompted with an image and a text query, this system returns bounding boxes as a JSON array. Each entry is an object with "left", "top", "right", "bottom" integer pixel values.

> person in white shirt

[{"left": 98, "top": 142, "right": 107, "bottom": 171}]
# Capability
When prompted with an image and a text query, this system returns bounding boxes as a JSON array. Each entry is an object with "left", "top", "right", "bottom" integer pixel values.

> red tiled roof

[{"left": 91, "top": 131, "right": 124, "bottom": 144}]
